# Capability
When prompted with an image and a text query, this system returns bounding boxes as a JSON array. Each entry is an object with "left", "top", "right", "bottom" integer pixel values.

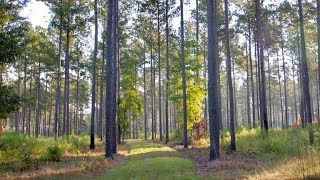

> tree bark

[
  {"left": 105, "top": 0, "right": 115, "bottom": 159},
  {"left": 180, "top": 0, "right": 188, "bottom": 149},
  {"left": 208, "top": 0, "right": 220, "bottom": 161},
  {"left": 256, "top": 0, "right": 268, "bottom": 130},
  {"left": 165, "top": 0, "right": 169, "bottom": 144},
  {"left": 157, "top": 1, "right": 162, "bottom": 141},
  {"left": 63, "top": 14, "right": 71, "bottom": 135},
  {"left": 224, "top": 0, "right": 236, "bottom": 151},
  {"left": 144, "top": 49, "right": 148, "bottom": 140},
  {"left": 248, "top": 21, "right": 255, "bottom": 129},
  {"left": 246, "top": 42, "right": 251, "bottom": 128},
  {"left": 90, "top": 0, "right": 98, "bottom": 150},
  {"left": 277, "top": 52, "right": 284, "bottom": 127},
  {"left": 280, "top": 19, "right": 288, "bottom": 127},
  {"left": 317, "top": 0, "right": 320, "bottom": 119},
  {"left": 54, "top": 10, "right": 63, "bottom": 137},
  {"left": 298, "top": 0, "right": 313, "bottom": 144}
]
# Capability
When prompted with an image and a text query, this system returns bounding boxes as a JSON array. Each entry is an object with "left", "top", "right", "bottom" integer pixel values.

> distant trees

[{"left": 2, "top": 0, "right": 320, "bottom": 162}]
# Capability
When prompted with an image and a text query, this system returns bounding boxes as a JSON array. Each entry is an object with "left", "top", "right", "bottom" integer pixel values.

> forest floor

[{"left": 2, "top": 132, "right": 320, "bottom": 179}]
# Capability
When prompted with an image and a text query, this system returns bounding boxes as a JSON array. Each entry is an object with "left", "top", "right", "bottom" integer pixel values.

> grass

[
  {"left": 0, "top": 131, "right": 127, "bottom": 179},
  {"left": 100, "top": 140, "right": 200, "bottom": 180},
  {"left": 1, "top": 127, "right": 320, "bottom": 179},
  {"left": 187, "top": 126, "right": 320, "bottom": 179}
]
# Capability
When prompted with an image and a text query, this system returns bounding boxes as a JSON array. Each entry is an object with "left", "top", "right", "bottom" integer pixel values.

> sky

[
  {"left": 20, "top": 0, "right": 51, "bottom": 28},
  {"left": 20, "top": 0, "right": 195, "bottom": 29}
]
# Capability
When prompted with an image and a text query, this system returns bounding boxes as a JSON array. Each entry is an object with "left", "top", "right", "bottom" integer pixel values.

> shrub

[
  {"left": 66, "top": 135, "right": 90, "bottom": 154},
  {"left": 171, "top": 129, "right": 183, "bottom": 140},
  {"left": 44, "top": 145, "right": 63, "bottom": 162}
]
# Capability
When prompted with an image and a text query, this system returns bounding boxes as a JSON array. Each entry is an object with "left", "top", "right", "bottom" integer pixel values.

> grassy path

[{"left": 99, "top": 140, "right": 200, "bottom": 180}]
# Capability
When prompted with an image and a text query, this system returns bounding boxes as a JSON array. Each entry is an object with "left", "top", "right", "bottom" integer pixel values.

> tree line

[{"left": 0, "top": 0, "right": 319, "bottom": 160}]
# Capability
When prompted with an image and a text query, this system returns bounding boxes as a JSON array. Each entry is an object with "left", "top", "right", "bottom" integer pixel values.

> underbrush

[
  {"left": 189, "top": 126, "right": 320, "bottom": 159},
  {"left": 0, "top": 130, "right": 91, "bottom": 172},
  {"left": 192, "top": 126, "right": 320, "bottom": 178}
]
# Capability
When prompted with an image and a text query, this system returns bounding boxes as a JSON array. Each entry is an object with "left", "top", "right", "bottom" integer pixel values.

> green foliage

[
  {"left": 0, "top": 0, "right": 28, "bottom": 65},
  {"left": 117, "top": 42, "right": 143, "bottom": 138},
  {"left": 0, "top": 131, "right": 92, "bottom": 172},
  {"left": 66, "top": 134, "right": 90, "bottom": 154},
  {"left": 170, "top": 37, "right": 205, "bottom": 131},
  {"left": 44, "top": 145, "right": 63, "bottom": 162},
  {"left": 171, "top": 129, "right": 183, "bottom": 141},
  {"left": 220, "top": 127, "right": 314, "bottom": 159},
  {"left": 0, "top": 82, "right": 21, "bottom": 119},
  {"left": 0, "top": 131, "right": 38, "bottom": 171}
]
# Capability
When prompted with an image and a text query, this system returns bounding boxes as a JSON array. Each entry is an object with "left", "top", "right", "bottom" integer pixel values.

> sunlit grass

[
  {"left": 100, "top": 140, "right": 199, "bottom": 180},
  {"left": 192, "top": 126, "right": 320, "bottom": 178}
]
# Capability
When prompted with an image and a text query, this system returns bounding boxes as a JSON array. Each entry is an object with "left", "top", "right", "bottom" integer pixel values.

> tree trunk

[
  {"left": 157, "top": 1, "right": 162, "bottom": 142},
  {"left": 105, "top": 0, "right": 115, "bottom": 159},
  {"left": 35, "top": 60, "right": 41, "bottom": 138},
  {"left": 112, "top": 0, "right": 119, "bottom": 154},
  {"left": 280, "top": 20, "right": 288, "bottom": 127},
  {"left": 246, "top": 42, "right": 251, "bottom": 128},
  {"left": 48, "top": 88, "right": 53, "bottom": 136},
  {"left": 90, "top": 0, "right": 98, "bottom": 150},
  {"left": 255, "top": 42, "right": 260, "bottom": 128},
  {"left": 54, "top": 10, "right": 63, "bottom": 137},
  {"left": 267, "top": 53, "right": 272, "bottom": 128},
  {"left": 248, "top": 21, "right": 256, "bottom": 129},
  {"left": 224, "top": 0, "right": 235, "bottom": 151},
  {"left": 291, "top": 56, "right": 298, "bottom": 122},
  {"left": 151, "top": 36, "right": 155, "bottom": 140},
  {"left": 180, "top": 0, "right": 188, "bottom": 149},
  {"left": 63, "top": 14, "right": 71, "bottom": 135},
  {"left": 298, "top": 0, "right": 314, "bottom": 144},
  {"left": 317, "top": 0, "right": 320, "bottom": 119},
  {"left": 277, "top": 52, "right": 284, "bottom": 127},
  {"left": 27, "top": 67, "right": 32, "bottom": 136},
  {"left": 99, "top": 36, "right": 106, "bottom": 140},
  {"left": 232, "top": 55, "right": 237, "bottom": 127},
  {"left": 256, "top": 0, "right": 268, "bottom": 130},
  {"left": 165, "top": 0, "right": 169, "bottom": 144},
  {"left": 144, "top": 49, "right": 147, "bottom": 140},
  {"left": 208, "top": 0, "right": 220, "bottom": 161},
  {"left": 203, "top": 38, "right": 208, "bottom": 119}
]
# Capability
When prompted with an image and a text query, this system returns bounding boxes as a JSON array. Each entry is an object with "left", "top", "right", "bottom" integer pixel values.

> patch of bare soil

[{"left": 1, "top": 143, "right": 129, "bottom": 179}]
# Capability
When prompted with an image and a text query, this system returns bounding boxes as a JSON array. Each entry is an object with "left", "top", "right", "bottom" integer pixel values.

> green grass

[
  {"left": 0, "top": 130, "right": 93, "bottom": 171},
  {"left": 100, "top": 140, "right": 199, "bottom": 180}
]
